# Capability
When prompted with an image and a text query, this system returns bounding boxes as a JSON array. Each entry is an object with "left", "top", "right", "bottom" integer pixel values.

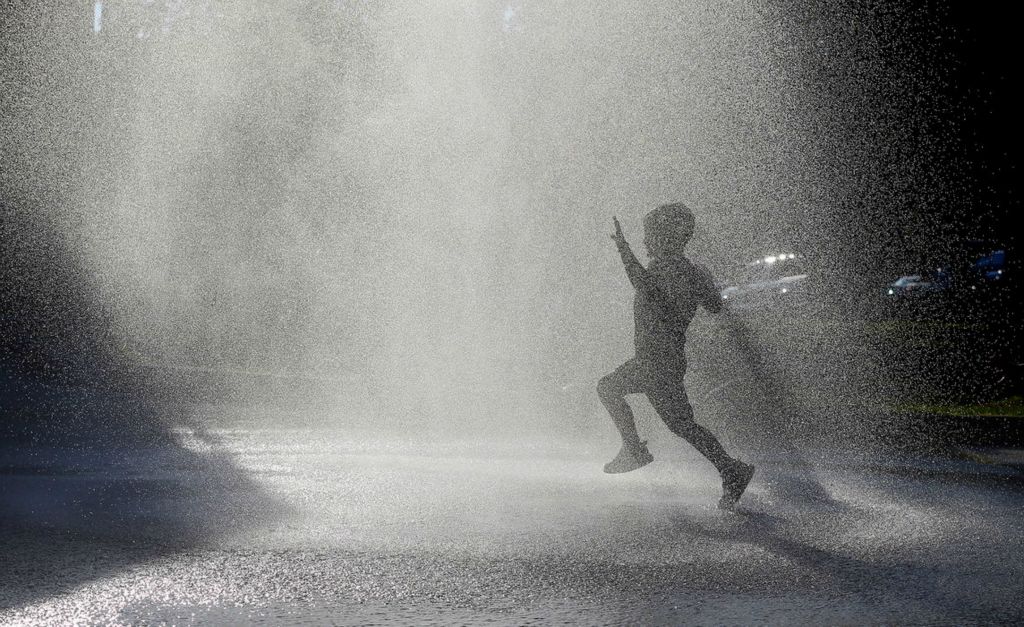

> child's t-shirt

[{"left": 634, "top": 255, "right": 721, "bottom": 366}]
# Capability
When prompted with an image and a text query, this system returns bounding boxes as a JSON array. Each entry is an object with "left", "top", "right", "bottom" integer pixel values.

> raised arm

[
  {"left": 609, "top": 217, "right": 722, "bottom": 331},
  {"left": 611, "top": 216, "right": 649, "bottom": 289},
  {"left": 611, "top": 217, "right": 690, "bottom": 330}
]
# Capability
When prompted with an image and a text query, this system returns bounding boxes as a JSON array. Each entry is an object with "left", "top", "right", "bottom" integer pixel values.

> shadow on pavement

[{"left": 0, "top": 370, "right": 288, "bottom": 613}]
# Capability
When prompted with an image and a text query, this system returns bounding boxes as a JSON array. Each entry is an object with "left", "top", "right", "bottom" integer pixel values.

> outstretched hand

[{"left": 611, "top": 216, "right": 627, "bottom": 248}]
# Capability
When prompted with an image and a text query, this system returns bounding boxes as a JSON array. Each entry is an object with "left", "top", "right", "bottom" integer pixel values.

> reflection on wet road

[{"left": 3, "top": 429, "right": 1022, "bottom": 624}]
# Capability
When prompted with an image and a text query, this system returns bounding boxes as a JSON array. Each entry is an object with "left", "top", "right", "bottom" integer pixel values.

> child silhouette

[{"left": 598, "top": 203, "right": 754, "bottom": 509}]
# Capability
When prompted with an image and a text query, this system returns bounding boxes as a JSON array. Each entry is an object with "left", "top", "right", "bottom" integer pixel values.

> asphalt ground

[{"left": 2, "top": 426, "right": 1023, "bottom": 625}]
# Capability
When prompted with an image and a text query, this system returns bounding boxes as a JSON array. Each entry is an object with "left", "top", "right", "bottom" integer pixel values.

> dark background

[{"left": 871, "top": 2, "right": 1019, "bottom": 276}]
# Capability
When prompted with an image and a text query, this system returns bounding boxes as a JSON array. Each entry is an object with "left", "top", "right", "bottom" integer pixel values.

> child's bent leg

[
  {"left": 597, "top": 360, "right": 645, "bottom": 452},
  {"left": 598, "top": 360, "right": 654, "bottom": 473}
]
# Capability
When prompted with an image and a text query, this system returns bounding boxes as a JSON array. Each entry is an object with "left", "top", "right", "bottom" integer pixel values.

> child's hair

[{"left": 644, "top": 203, "right": 695, "bottom": 246}]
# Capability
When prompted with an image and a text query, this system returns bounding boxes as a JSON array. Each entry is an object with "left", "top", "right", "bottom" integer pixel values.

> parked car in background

[
  {"left": 886, "top": 273, "right": 946, "bottom": 299},
  {"left": 885, "top": 243, "right": 1009, "bottom": 303},
  {"left": 720, "top": 253, "right": 816, "bottom": 311},
  {"left": 973, "top": 248, "right": 1007, "bottom": 283}
]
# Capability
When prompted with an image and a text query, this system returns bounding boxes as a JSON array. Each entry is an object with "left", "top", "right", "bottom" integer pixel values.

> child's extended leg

[
  {"left": 650, "top": 384, "right": 754, "bottom": 509},
  {"left": 597, "top": 359, "right": 654, "bottom": 473}
]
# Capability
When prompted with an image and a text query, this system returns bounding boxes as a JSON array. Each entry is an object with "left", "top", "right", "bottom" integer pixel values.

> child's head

[{"left": 643, "top": 203, "right": 695, "bottom": 258}]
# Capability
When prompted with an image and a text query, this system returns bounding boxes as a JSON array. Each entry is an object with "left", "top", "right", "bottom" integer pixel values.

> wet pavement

[{"left": 2, "top": 427, "right": 1023, "bottom": 625}]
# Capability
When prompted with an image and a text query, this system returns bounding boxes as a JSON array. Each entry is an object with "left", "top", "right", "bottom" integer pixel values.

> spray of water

[
  {"left": 6, "top": 1, "right": 961, "bottom": 451},
  {"left": 33, "top": 2, "right": 819, "bottom": 437}
]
